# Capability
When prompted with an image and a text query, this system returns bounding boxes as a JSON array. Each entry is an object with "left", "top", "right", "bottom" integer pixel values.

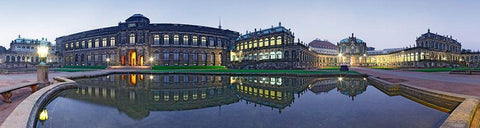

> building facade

[
  {"left": 56, "top": 14, "right": 238, "bottom": 67},
  {"left": 229, "top": 23, "right": 319, "bottom": 69},
  {"left": 53, "top": 14, "right": 479, "bottom": 69},
  {"left": 0, "top": 35, "right": 59, "bottom": 69}
]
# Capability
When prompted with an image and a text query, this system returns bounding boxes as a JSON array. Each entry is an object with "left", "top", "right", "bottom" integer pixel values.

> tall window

[
  {"left": 81, "top": 41, "right": 85, "bottom": 48},
  {"left": 265, "top": 38, "right": 269, "bottom": 46},
  {"left": 76, "top": 42, "right": 79, "bottom": 48},
  {"left": 110, "top": 37, "right": 115, "bottom": 46},
  {"left": 192, "top": 36, "right": 198, "bottom": 46},
  {"left": 154, "top": 35, "right": 160, "bottom": 44},
  {"left": 88, "top": 40, "right": 92, "bottom": 48},
  {"left": 174, "top": 35, "right": 179, "bottom": 45},
  {"left": 248, "top": 41, "right": 252, "bottom": 49},
  {"left": 129, "top": 34, "right": 135, "bottom": 44},
  {"left": 202, "top": 53, "right": 207, "bottom": 61},
  {"left": 95, "top": 39, "right": 99, "bottom": 47},
  {"left": 183, "top": 51, "right": 189, "bottom": 61},
  {"left": 70, "top": 43, "right": 73, "bottom": 49},
  {"left": 270, "top": 52, "right": 276, "bottom": 59},
  {"left": 65, "top": 44, "right": 68, "bottom": 50},
  {"left": 163, "top": 50, "right": 169, "bottom": 60},
  {"left": 218, "top": 39, "right": 222, "bottom": 47},
  {"left": 183, "top": 35, "right": 189, "bottom": 45},
  {"left": 209, "top": 38, "right": 214, "bottom": 46},
  {"left": 102, "top": 38, "right": 107, "bottom": 47},
  {"left": 163, "top": 35, "right": 170, "bottom": 45},
  {"left": 270, "top": 37, "right": 275, "bottom": 46},
  {"left": 201, "top": 37, "right": 206, "bottom": 46},
  {"left": 243, "top": 42, "right": 247, "bottom": 49},
  {"left": 253, "top": 40, "right": 257, "bottom": 48},
  {"left": 276, "top": 51, "right": 282, "bottom": 59},
  {"left": 276, "top": 36, "right": 282, "bottom": 45},
  {"left": 259, "top": 39, "right": 264, "bottom": 47},
  {"left": 173, "top": 51, "right": 179, "bottom": 61}
]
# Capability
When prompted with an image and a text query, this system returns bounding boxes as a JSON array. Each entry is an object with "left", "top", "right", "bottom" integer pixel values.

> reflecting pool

[{"left": 37, "top": 74, "right": 451, "bottom": 128}]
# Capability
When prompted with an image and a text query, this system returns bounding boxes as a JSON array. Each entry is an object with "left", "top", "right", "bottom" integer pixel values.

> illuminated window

[
  {"left": 244, "top": 42, "right": 247, "bottom": 49},
  {"left": 174, "top": 35, "right": 179, "bottom": 45},
  {"left": 276, "top": 36, "right": 282, "bottom": 45},
  {"left": 81, "top": 41, "right": 85, "bottom": 48},
  {"left": 102, "top": 38, "right": 107, "bottom": 47},
  {"left": 95, "top": 39, "right": 99, "bottom": 47},
  {"left": 129, "top": 34, "right": 135, "bottom": 44},
  {"left": 276, "top": 51, "right": 282, "bottom": 59},
  {"left": 154, "top": 35, "right": 160, "bottom": 44},
  {"left": 248, "top": 41, "right": 252, "bottom": 49},
  {"left": 76, "top": 42, "right": 79, "bottom": 48},
  {"left": 259, "top": 39, "right": 263, "bottom": 47},
  {"left": 270, "top": 52, "right": 276, "bottom": 59},
  {"left": 65, "top": 43, "right": 69, "bottom": 49},
  {"left": 183, "top": 35, "right": 188, "bottom": 45},
  {"left": 265, "top": 38, "right": 269, "bottom": 46},
  {"left": 110, "top": 37, "right": 115, "bottom": 46},
  {"left": 201, "top": 37, "right": 206, "bottom": 46},
  {"left": 192, "top": 36, "right": 198, "bottom": 46},
  {"left": 270, "top": 37, "right": 275, "bottom": 46},
  {"left": 253, "top": 40, "right": 257, "bottom": 48},
  {"left": 163, "top": 35, "right": 170, "bottom": 45}
]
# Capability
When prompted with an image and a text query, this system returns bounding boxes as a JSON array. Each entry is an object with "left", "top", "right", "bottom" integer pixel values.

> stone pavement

[{"left": 351, "top": 67, "right": 480, "bottom": 97}]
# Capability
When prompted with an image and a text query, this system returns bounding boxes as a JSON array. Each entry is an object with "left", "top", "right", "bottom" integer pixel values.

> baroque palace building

[
  {"left": 0, "top": 35, "right": 59, "bottom": 68},
  {"left": 54, "top": 14, "right": 480, "bottom": 69},
  {"left": 56, "top": 14, "right": 238, "bottom": 67}
]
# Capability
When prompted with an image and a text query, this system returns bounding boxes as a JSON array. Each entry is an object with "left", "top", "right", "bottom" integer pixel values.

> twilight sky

[{"left": 0, "top": 0, "right": 479, "bottom": 50}]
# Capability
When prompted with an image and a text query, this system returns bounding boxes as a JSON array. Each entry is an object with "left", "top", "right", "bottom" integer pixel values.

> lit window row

[
  {"left": 153, "top": 34, "right": 223, "bottom": 47},
  {"left": 236, "top": 36, "right": 282, "bottom": 50},
  {"left": 65, "top": 37, "right": 116, "bottom": 50}
]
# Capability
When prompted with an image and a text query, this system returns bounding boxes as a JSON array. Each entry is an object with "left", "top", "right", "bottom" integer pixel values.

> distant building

[
  {"left": 337, "top": 33, "right": 368, "bottom": 66},
  {"left": 308, "top": 39, "right": 337, "bottom": 55},
  {"left": 367, "top": 47, "right": 375, "bottom": 51},
  {"left": 0, "top": 35, "right": 59, "bottom": 68}
]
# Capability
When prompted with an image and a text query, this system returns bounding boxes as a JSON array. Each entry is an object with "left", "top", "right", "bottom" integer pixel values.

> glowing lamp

[
  {"left": 149, "top": 57, "right": 154, "bottom": 62},
  {"left": 39, "top": 109, "right": 48, "bottom": 121},
  {"left": 338, "top": 77, "right": 343, "bottom": 81},
  {"left": 106, "top": 58, "right": 110, "bottom": 62},
  {"left": 37, "top": 46, "right": 49, "bottom": 65}
]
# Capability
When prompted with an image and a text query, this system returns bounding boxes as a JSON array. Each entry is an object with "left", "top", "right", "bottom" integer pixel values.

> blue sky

[{"left": 0, "top": 0, "right": 479, "bottom": 50}]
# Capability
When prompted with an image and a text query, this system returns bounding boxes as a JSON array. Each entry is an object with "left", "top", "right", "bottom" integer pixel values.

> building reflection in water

[{"left": 70, "top": 74, "right": 369, "bottom": 119}]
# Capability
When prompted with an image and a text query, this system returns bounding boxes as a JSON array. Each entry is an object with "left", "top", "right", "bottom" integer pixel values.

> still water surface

[{"left": 37, "top": 74, "right": 449, "bottom": 128}]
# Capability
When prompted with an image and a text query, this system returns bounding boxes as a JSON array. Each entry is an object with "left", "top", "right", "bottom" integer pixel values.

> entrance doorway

[
  {"left": 129, "top": 51, "right": 136, "bottom": 66},
  {"left": 122, "top": 56, "right": 126, "bottom": 66}
]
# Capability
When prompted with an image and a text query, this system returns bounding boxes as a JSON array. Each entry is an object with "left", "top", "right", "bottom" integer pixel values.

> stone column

[{"left": 37, "top": 65, "right": 49, "bottom": 84}]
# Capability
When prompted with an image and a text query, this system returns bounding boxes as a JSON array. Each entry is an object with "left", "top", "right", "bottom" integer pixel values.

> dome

[
  {"left": 309, "top": 40, "right": 336, "bottom": 49},
  {"left": 339, "top": 37, "right": 364, "bottom": 44},
  {"left": 126, "top": 14, "right": 150, "bottom": 23}
]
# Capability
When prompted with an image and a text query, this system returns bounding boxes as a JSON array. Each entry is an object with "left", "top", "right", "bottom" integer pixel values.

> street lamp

[
  {"left": 37, "top": 45, "right": 49, "bottom": 84},
  {"left": 37, "top": 45, "right": 49, "bottom": 65},
  {"left": 106, "top": 58, "right": 110, "bottom": 67}
]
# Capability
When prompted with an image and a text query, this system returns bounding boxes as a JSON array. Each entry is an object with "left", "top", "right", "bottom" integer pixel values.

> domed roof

[
  {"left": 309, "top": 39, "right": 336, "bottom": 49},
  {"left": 339, "top": 38, "right": 363, "bottom": 44},
  {"left": 126, "top": 14, "right": 150, "bottom": 23}
]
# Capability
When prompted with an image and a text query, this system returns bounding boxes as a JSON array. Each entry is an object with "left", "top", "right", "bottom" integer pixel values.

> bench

[{"left": 0, "top": 82, "right": 39, "bottom": 103}]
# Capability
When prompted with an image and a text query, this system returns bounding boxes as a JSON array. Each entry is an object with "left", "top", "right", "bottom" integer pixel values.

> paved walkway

[{"left": 351, "top": 67, "right": 480, "bottom": 97}]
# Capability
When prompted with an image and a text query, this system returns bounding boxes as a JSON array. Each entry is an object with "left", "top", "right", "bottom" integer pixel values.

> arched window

[
  {"left": 110, "top": 37, "right": 115, "bottom": 46},
  {"left": 248, "top": 41, "right": 252, "bottom": 49},
  {"left": 243, "top": 42, "right": 247, "bottom": 49},
  {"left": 270, "top": 52, "right": 276, "bottom": 59},
  {"left": 270, "top": 37, "right": 275, "bottom": 46},
  {"left": 192, "top": 36, "right": 198, "bottom": 46},
  {"left": 95, "top": 39, "right": 99, "bottom": 47},
  {"left": 201, "top": 37, "right": 206, "bottom": 46},
  {"left": 154, "top": 35, "right": 160, "bottom": 44},
  {"left": 81, "top": 41, "right": 85, "bottom": 48},
  {"left": 88, "top": 40, "right": 92, "bottom": 48},
  {"left": 76, "top": 42, "right": 79, "bottom": 48},
  {"left": 253, "top": 40, "right": 257, "bottom": 48},
  {"left": 183, "top": 35, "right": 189, "bottom": 45},
  {"left": 164, "top": 35, "right": 170, "bottom": 45},
  {"left": 259, "top": 39, "right": 264, "bottom": 47},
  {"left": 276, "top": 51, "right": 282, "bottom": 59},
  {"left": 129, "top": 34, "right": 135, "bottom": 44},
  {"left": 284, "top": 51, "right": 289, "bottom": 59},
  {"left": 102, "top": 38, "right": 107, "bottom": 47},
  {"left": 259, "top": 53, "right": 263, "bottom": 60},
  {"left": 6, "top": 56, "right": 10, "bottom": 62},
  {"left": 192, "top": 51, "right": 198, "bottom": 62},
  {"left": 65, "top": 43, "right": 69, "bottom": 50},
  {"left": 70, "top": 43, "right": 73, "bottom": 49},
  {"left": 276, "top": 36, "right": 282, "bottom": 45},
  {"left": 202, "top": 52, "right": 207, "bottom": 61},
  {"left": 264, "top": 52, "right": 269, "bottom": 60},
  {"left": 265, "top": 38, "right": 269, "bottom": 46},
  {"left": 174, "top": 35, "right": 179, "bottom": 45}
]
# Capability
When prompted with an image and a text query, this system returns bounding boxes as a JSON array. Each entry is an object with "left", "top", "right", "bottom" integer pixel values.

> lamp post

[
  {"left": 37, "top": 45, "right": 49, "bottom": 84},
  {"left": 106, "top": 58, "right": 110, "bottom": 67}
]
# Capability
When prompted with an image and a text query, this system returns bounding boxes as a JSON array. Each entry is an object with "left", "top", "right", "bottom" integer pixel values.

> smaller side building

[{"left": 0, "top": 35, "right": 59, "bottom": 69}]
